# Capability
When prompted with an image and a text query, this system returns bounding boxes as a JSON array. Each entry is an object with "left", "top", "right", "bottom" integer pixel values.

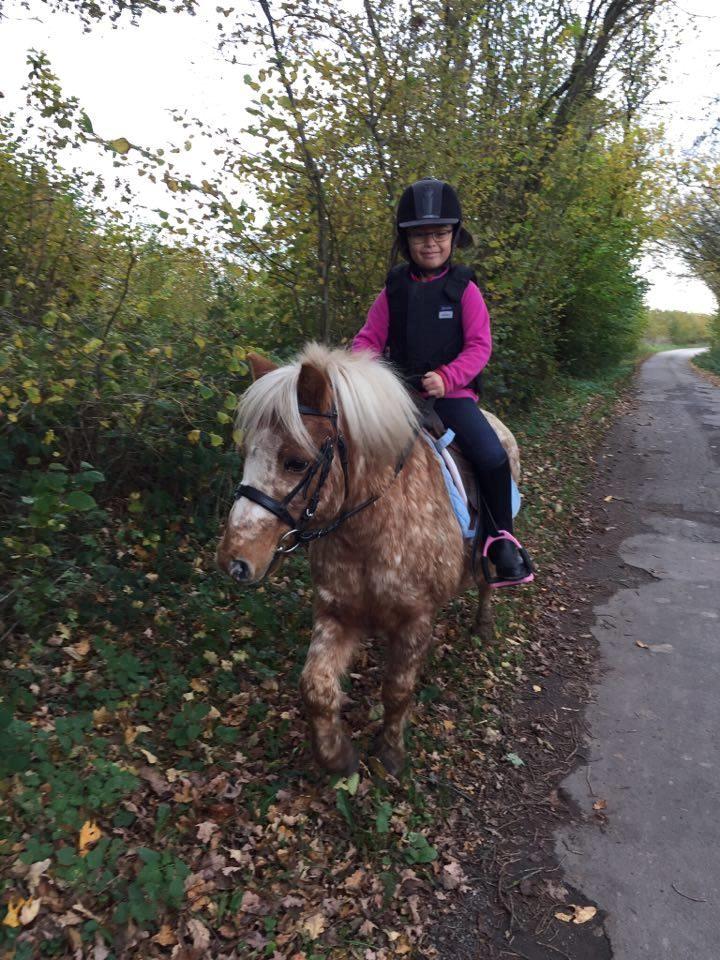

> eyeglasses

[{"left": 407, "top": 228, "right": 453, "bottom": 245}]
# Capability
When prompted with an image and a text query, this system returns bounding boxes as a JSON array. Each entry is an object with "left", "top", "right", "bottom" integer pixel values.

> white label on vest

[{"left": 439, "top": 307, "right": 454, "bottom": 319}]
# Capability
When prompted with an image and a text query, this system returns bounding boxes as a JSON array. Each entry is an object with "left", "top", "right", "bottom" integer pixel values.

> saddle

[{"left": 413, "top": 396, "right": 480, "bottom": 538}]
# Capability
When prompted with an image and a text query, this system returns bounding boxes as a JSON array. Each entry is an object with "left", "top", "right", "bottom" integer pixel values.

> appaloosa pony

[{"left": 216, "top": 343, "right": 522, "bottom": 776}]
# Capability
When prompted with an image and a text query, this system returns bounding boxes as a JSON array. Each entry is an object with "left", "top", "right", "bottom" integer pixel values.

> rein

[{"left": 233, "top": 402, "right": 406, "bottom": 563}]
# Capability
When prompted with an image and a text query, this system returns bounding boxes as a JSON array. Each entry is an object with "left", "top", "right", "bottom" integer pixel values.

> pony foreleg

[
  {"left": 300, "top": 616, "right": 360, "bottom": 776},
  {"left": 373, "top": 620, "right": 433, "bottom": 777}
]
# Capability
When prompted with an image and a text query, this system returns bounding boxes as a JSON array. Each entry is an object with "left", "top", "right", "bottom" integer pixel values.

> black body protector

[{"left": 385, "top": 263, "right": 481, "bottom": 393}]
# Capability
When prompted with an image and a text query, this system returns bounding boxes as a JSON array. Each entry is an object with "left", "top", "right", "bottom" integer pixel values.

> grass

[{"left": 693, "top": 345, "right": 720, "bottom": 378}]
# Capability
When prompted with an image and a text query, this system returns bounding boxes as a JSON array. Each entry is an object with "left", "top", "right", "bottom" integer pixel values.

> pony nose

[{"left": 229, "top": 558, "right": 252, "bottom": 582}]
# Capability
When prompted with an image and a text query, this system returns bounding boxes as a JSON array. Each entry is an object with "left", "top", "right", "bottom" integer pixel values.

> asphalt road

[{"left": 555, "top": 349, "right": 720, "bottom": 958}]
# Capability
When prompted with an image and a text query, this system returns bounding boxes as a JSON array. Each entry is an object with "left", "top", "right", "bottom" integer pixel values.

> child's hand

[{"left": 422, "top": 371, "right": 446, "bottom": 397}]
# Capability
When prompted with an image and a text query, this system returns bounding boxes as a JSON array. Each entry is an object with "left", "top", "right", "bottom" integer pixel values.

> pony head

[{"left": 216, "top": 343, "right": 418, "bottom": 584}]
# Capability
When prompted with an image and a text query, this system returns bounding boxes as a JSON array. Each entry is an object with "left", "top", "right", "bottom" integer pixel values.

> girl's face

[{"left": 406, "top": 226, "right": 453, "bottom": 271}]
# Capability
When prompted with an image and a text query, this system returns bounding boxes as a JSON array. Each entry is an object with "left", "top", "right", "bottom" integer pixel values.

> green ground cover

[
  {"left": 693, "top": 347, "right": 720, "bottom": 378},
  {"left": 0, "top": 359, "right": 635, "bottom": 960}
]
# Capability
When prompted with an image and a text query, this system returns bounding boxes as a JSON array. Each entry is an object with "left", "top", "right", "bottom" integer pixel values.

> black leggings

[{"left": 433, "top": 397, "right": 513, "bottom": 534}]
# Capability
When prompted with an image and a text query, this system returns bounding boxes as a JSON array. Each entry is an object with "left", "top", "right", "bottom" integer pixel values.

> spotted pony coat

[{"left": 216, "top": 344, "right": 521, "bottom": 776}]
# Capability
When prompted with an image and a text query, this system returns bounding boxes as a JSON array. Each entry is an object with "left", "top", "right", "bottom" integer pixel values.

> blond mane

[{"left": 237, "top": 343, "right": 419, "bottom": 465}]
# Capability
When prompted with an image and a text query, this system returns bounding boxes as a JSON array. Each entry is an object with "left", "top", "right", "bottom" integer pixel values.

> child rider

[{"left": 351, "top": 177, "right": 534, "bottom": 588}]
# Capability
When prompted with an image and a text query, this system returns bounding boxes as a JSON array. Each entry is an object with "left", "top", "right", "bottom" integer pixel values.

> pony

[{"left": 216, "top": 343, "right": 522, "bottom": 777}]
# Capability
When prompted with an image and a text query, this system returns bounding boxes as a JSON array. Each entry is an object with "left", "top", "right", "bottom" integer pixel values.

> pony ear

[
  {"left": 297, "top": 363, "right": 331, "bottom": 412},
  {"left": 247, "top": 352, "right": 277, "bottom": 381}
]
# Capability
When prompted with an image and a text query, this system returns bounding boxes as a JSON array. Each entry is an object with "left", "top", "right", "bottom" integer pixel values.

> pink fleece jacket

[{"left": 351, "top": 268, "right": 492, "bottom": 399}]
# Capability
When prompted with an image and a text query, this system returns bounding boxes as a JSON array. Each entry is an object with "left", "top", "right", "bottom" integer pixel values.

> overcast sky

[{"left": 1, "top": 0, "right": 718, "bottom": 313}]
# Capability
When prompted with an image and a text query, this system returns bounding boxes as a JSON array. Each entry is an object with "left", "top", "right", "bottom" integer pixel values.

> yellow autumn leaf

[
  {"left": 573, "top": 905, "right": 597, "bottom": 924},
  {"left": 3, "top": 897, "right": 26, "bottom": 928},
  {"left": 555, "top": 904, "right": 597, "bottom": 924},
  {"left": 187, "top": 430, "right": 201, "bottom": 444},
  {"left": 194, "top": 335, "right": 206, "bottom": 349},
  {"left": 78, "top": 820, "right": 102, "bottom": 856}
]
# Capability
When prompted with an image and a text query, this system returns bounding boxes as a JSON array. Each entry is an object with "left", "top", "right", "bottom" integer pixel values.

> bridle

[{"left": 233, "top": 403, "right": 387, "bottom": 565}]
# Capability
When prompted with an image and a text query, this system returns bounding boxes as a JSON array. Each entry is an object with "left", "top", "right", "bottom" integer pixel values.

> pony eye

[{"left": 284, "top": 457, "right": 309, "bottom": 473}]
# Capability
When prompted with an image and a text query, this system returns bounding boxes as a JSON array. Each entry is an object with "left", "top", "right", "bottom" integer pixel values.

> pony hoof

[
  {"left": 371, "top": 736, "right": 405, "bottom": 778},
  {"left": 316, "top": 740, "right": 359, "bottom": 777}
]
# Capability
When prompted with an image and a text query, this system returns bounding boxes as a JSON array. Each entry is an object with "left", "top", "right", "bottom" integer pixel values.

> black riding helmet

[{"left": 395, "top": 177, "right": 474, "bottom": 261}]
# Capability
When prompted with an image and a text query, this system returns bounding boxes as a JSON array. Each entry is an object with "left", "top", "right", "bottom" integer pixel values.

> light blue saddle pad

[{"left": 422, "top": 429, "right": 522, "bottom": 539}]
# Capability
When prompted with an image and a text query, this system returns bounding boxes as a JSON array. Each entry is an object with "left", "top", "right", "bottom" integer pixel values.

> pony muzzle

[{"left": 228, "top": 557, "right": 253, "bottom": 583}]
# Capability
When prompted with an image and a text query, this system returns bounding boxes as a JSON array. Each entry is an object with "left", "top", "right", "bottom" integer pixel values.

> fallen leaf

[
  {"left": 281, "top": 894, "right": 305, "bottom": 909},
  {"left": 187, "top": 918, "right": 210, "bottom": 951},
  {"left": 555, "top": 903, "right": 597, "bottom": 924},
  {"left": 152, "top": 924, "right": 177, "bottom": 946},
  {"left": 124, "top": 726, "right": 138, "bottom": 745},
  {"left": 26, "top": 858, "right": 52, "bottom": 893},
  {"left": 78, "top": 821, "right": 102, "bottom": 856},
  {"left": 3, "top": 898, "right": 26, "bottom": 928},
  {"left": 138, "top": 766, "right": 170, "bottom": 796},
  {"left": 73, "top": 637, "right": 91, "bottom": 657},
  {"left": 239, "top": 890, "right": 265, "bottom": 915},
  {"left": 636, "top": 640, "right": 649, "bottom": 649},
  {"left": 483, "top": 726, "right": 502, "bottom": 744},
  {"left": 92, "top": 707, "right": 113, "bottom": 727},
  {"left": 91, "top": 933, "right": 110, "bottom": 960},
  {"left": 173, "top": 782, "right": 193, "bottom": 803},
  {"left": 56, "top": 911, "right": 83, "bottom": 927},
  {"left": 573, "top": 905, "right": 597, "bottom": 924},
  {"left": 302, "top": 913, "right": 326, "bottom": 940},
  {"left": 441, "top": 860, "right": 466, "bottom": 891},
  {"left": 19, "top": 898, "right": 41, "bottom": 925},
  {"left": 593, "top": 799, "right": 607, "bottom": 811},
  {"left": 344, "top": 869, "right": 365, "bottom": 892},
  {"left": 196, "top": 820, "right": 218, "bottom": 843},
  {"left": 139, "top": 748, "right": 158, "bottom": 764}
]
